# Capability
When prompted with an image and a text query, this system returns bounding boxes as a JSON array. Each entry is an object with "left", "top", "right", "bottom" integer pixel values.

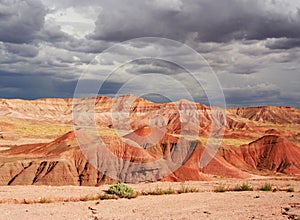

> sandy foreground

[{"left": 0, "top": 179, "right": 299, "bottom": 220}]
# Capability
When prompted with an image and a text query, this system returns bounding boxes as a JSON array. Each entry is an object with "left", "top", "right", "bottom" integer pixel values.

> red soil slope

[{"left": 222, "top": 135, "right": 300, "bottom": 175}]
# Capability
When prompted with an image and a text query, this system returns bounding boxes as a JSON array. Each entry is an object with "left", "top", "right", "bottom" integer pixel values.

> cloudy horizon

[{"left": 0, "top": 0, "right": 299, "bottom": 108}]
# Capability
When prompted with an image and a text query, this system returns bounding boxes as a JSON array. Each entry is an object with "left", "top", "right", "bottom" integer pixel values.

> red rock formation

[
  {"left": 230, "top": 106, "right": 300, "bottom": 124},
  {"left": 0, "top": 96, "right": 299, "bottom": 185},
  {"left": 221, "top": 135, "right": 300, "bottom": 175}
]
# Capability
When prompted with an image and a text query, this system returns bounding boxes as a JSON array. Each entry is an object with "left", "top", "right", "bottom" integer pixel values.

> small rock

[
  {"left": 254, "top": 195, "right": 260, "bottom": 199},
  {"left": 282, "top": 211, "right": 289, "bottom": 216},
  {"left": 282, "top": 205, "right": 291, "bottom": 212},
  {"left": 288, "top": 214, "right": 300, "bottom": 220},
  {"left": 88, "top": 207, "right": 97, "bottom": 211},
  {"left": 203, "top": 211, "right": 211, "bottom": 215}
]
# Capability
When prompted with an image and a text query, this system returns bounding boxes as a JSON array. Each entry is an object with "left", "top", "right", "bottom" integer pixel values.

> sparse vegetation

[
  {"left": 99, "top": 193, "right": 119, "bottom": 200},
  {"left": 287, "top": 183, "right": 295, "bottom": 192},
  {"left": 287, "top": 187, "right": 295, "bottom": 192},
  {"left": 79, "top": 194, "right": 101, "bottom": 202},
  {"left": 259, "top": 183, "right": 272, "bottom": 191},
  {"left": 146, "top": 185, "right": 177, "bottom": 196},
  {"left": 0, "top": 117, "right": 72, "bottom": 139},
  {"left": 39, "top": 197, "right": 52, "bottom": 203},
  {"left": 178, "top": 183, "right": 199, "bottom": 194},
  {"left": 2, "top": 180, "right": 296, "bottom": 206},
  {"left": 107, "top": 183, "right": 135, "bottom": 198},
  {"left": 214, "top": 184, "right": 228, "bottom": 193},
  {"left": 233, "top": 183, "right": 253, "bottom": 191}
]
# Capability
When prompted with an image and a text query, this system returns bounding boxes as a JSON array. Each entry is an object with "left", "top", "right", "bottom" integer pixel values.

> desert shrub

[
  {"left": 234, "top": 182, "right": 253, "bottom": 191},
  {"left": 259, "top": 183, "right": 272, "bottom": 191},
  {"left": 178, "top": 184, "right": 199, "bottom": 194},
  {"left": 107, "top": 183, "right": 135, "bottom": 198},
  {"left": 214, "top": 184, "right": 228, "bottom": 193},
  {"left": 147, "top": 186, "right": 177, "bottom": 195}
]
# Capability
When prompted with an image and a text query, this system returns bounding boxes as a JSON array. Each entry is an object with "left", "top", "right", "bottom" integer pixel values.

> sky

[{"left": 0, "top": 0, "right": 299, "bottom": 108}]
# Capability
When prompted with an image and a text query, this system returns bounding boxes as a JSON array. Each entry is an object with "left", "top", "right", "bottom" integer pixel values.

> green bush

[
  {"left": 107, "top": 183, "right": 135, "bottom": 198},
  {"left": 234, "top": 183, "right": 253, "bottom": 191},
  {"left": 259, "top": 183, "right": 272, "bottom": 191}
]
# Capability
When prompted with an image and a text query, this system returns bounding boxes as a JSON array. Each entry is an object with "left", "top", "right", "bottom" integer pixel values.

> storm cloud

[
  {"left": 90, "top": 0, "right": 300, "bottom": 43},
  {"left": 0, "top": 0, "right": 299, "bottom": 108},
  {"left": 0, "top": 0, "right": 46, "bottom": 43}
]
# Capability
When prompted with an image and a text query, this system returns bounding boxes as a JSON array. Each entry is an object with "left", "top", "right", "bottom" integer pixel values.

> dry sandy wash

[{"left": 0, "top": 179, "right": 300, "bottom": 219}]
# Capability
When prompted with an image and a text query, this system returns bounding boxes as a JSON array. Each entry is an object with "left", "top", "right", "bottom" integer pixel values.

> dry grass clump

[
  {"left": 178, "top": 184, "right": 199, "bottom": 194},
  {"left": 144, "top": 185, "right": 176, "bottom": 196},
  {"left": 214, "top": 184, "right": 228, "bottom": 193},
  {"left": 99, "top": 193, "right": 119, "bottom": 200},
  {"left": 259, "top": 183, "right": 272, "bottom": 191},
  {"left": 233, "top": 182, "right": 253, "bottom": 192}
]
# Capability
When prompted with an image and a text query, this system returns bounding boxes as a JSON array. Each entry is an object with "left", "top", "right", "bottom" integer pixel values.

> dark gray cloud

[
  {"left": 4, "top": 43, "right": 39, "bottom": 57},
  {"left": 224, "top": 83, "right": 282, "bottom": 107},
  {"left": 266, "top": 38, "right": 300, "bottom": 50},
  {"left": 0, "top": 0, "right": 46, "bottom": 43},
  {"left": 58, "top": 38, "right": 112, "bottom": 54},
  {"left": 90, "top": 0, "right": 300, "bottom": 43},
  {"left": 0, "top": 71, "right": 77, "bottom": 99},
  {"left": 128, "top": 59, "right": 184, "bottom": 75}
]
